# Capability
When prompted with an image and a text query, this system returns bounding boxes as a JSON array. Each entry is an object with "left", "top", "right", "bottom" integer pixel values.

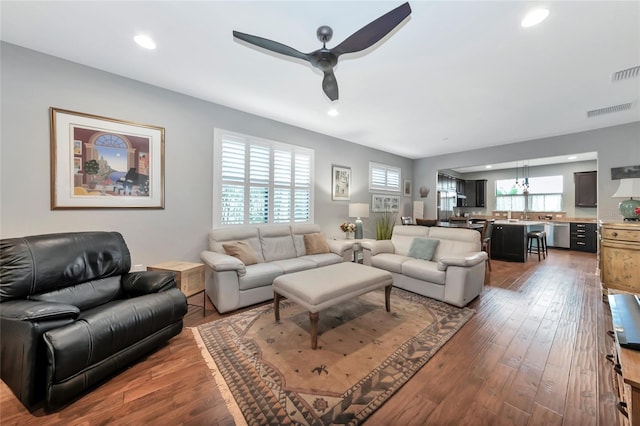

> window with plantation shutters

[
  {"left": 369, "top": 162, "right": 401, "bottom": 192},
  {"left": 213, "top": 129, "right": 314, "bottom": 226}
]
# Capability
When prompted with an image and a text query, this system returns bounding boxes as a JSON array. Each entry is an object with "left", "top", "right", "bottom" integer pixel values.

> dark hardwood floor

[{"left": 0, "top": 249, "right": 622, "bottom": 425}]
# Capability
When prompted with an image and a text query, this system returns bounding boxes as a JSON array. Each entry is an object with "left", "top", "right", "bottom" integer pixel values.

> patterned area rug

[{"left": 192, "top": 287, "right": 474, "bottom": 425}]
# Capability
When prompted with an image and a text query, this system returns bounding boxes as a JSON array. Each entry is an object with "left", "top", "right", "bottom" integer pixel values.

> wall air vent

[
  {"left": 612, "top": 65, "right": 640, "bottom": 82},
  {"left": 587, "top": 102, "right": 633, "bottom": 118}
]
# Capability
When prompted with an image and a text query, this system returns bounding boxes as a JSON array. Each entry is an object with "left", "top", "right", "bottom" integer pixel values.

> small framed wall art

[
  {"left": 332, "top": 164, "right": 351, "bottom": 201},
  {"left": 371, "top": 194, "right": 400, "bottom": 212},
  {"left": 403, "top": 179, "right": 412, "bottom": 197}
]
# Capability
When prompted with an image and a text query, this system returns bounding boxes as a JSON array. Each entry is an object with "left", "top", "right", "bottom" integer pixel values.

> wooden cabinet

[
  {"left": 475, "top": 179, "right": 487, "bottom": 208},
  {"left": 570, "top": 222, "right": 597, "bottom": 253},
  {"left": 608, "top": 293, "right": 640, "bottom": 426},
  {"left": 460, "top": 179, "right": 487, "bottom": 208},
  {"left": 491, "top": 224, "right": 527, "bottom": 262},
  {"left": 600, "top": 222, "right": 640, "bottom": 296},
  {"left": 575, "top": 171, "right": 597, "bottom": 207},
  {"left": 147, "top": 260, "right": 205, "bottom": 297}
]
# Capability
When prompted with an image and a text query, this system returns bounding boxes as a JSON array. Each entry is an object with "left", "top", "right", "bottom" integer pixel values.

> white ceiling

[{"left": 1, "top": 1, "right": 639, "bottom": 160}]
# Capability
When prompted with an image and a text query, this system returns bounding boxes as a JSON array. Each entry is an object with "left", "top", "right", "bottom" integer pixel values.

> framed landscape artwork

[
  {"left": 50, "top": 108, "right": 165, "bottom": 209},
  {"left": 371, "top": 194, "right": 400, "bottom": 212},
  {"left": 332, "top": 165, "right": 351, "bottom": 201}
]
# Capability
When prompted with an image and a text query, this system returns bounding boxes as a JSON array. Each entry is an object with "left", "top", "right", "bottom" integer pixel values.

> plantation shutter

[
  {"left": 215, "top": 130, "right": 314, "bottom": 226},
  {"left": 369, "top": 162, "right": 401, "bottom": 192}
]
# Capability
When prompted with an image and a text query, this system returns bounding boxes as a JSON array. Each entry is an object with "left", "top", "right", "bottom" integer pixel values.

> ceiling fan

[{"left": 232, "top": 2, "right": 412, "bottom": 101}]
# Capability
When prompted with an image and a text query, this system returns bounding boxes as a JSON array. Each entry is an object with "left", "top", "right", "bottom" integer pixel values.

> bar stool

[{"left": 527, "top": 230, "right": 547, "bottom": 261}]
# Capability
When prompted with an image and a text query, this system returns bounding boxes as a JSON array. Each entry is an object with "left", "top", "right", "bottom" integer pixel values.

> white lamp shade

[
  {"left": 348, "top": 203, "right": 369, "bottom": 218},
  {"left": 612, "top": 178, "right": 640, "bottom": 198}
]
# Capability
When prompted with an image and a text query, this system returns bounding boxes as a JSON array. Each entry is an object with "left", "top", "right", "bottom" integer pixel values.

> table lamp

[
  {"left": 612, "top": 178, "right": 640, "bottom": 220},
  {"left": 349, "top": 203, "right": 370, "bottom": 239}
]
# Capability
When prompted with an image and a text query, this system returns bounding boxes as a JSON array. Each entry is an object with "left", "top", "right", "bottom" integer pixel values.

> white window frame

[
  {"left": 369, "top": 162, "right": 401, "bottom": 193},
  {"left": 213, "top": 129, "right": 314, "bottom": 226},
  {"left": 495, "top": 175, "right": 564, "bottom": 212}
]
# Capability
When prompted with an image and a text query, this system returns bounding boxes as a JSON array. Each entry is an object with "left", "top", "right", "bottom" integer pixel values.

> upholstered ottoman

[{"left": 273, "top": 262, "right": 393, "bottom": 349}]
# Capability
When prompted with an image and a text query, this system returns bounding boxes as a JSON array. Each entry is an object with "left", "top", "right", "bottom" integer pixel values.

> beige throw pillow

[
  {"left": 303, "top": 233, "right": 330, "bottom": 255},
  {"left": 223, "top": 241, "right": 258, "bottom": 265}
]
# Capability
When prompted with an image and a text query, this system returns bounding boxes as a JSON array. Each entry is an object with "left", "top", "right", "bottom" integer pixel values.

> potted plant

[
  {"left": 374, "top": 210, "right": 396, "bottom": 240},
  {"left": 84, "top": 159, "right": 100, "bottom": 189}
]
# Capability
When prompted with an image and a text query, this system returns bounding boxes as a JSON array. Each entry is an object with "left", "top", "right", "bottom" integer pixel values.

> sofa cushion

[
  {"left": 271, "top": 258, "right": 317, "bottom": 274},
  {"left": 402, "top": 259, "right": 446, "bottom": 285},
  {"left": 29, "top": 276, "right": 123, "bottom": 311},
  {"left": 370, "top": 253, "right": 408, "bottom": 273},
  {"left": 428, "top": 227, "right": 480, "bottom": 260},
  {"left": 259, "top": 226, "right": 297, "bottom": 262},
  {"left": 303, "top": 233, "right": 330, "bottom": 255},
  {"left": 209, "top": 227, "right": 265, "bottom": 263},
  {"left": 407, "top": 238, "right": 439, "bottom": 261},
  {"left": 223, "top": 241, "right": 258, "bottom": 265},
  {"left": 299, "top": 253, "right": 343, "bottom": 267},
  {"left": 238, "top": 263, "right": 284, "bottom": 291},
  {"left": 291, "top": 224, "right": 322, "bottom": 256},
  {"left": 390, "top": 226, "right": 430, "bottom": 256}
]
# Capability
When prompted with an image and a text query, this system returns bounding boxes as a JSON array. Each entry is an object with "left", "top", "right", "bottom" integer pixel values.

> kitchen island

[{"left": 491, "top": 220, "right": 545, "bottom": 262}]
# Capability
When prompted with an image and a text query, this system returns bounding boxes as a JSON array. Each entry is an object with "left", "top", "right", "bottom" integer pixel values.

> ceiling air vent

[
  {"left": 587, "top": 102, "right": 633, "bottom": 118},
  {"left": 612, "top": 65, "right": 640, "bottom": 82}
]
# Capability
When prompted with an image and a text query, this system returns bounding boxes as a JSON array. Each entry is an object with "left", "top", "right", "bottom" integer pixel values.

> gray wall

[
  {"left": 413, "top": 122, "right": 640, "bottom": 221},
  {"left": 0, "top": 43, "right": 413, "bottom": 267}
]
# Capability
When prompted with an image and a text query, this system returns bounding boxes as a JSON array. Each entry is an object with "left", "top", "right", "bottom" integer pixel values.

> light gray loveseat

[
  {"left": 200, "top": 224, "right": 354, "bottom": 313},
  {"left": 361, "top": 225, "right": 487, "bottom": 307}
]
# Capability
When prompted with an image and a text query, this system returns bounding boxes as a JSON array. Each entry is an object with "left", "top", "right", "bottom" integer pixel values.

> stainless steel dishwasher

[{"left": 546, "top": 222, "right": 570, "bottom": 248}]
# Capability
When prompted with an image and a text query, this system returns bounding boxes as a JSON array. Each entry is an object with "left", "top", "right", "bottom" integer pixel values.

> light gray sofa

[
  {"left": 200, "top": 224, "right": 354, "bottom": 313},
  {"left": 361, "top": 225, "right": 487, "bottom": 307}
]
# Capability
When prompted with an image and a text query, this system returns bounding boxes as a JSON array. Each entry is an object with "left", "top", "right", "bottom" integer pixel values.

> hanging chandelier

[{"left": 515, "top": 161, "right": 530, "bottom": 193}]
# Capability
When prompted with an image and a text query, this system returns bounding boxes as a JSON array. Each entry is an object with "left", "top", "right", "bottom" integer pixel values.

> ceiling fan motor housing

[{"left": 316, "top": 26, "right": 333, "bottom": 44}]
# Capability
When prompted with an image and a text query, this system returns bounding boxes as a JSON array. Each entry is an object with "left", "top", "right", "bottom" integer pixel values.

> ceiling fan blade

[
  {"left": 322, "top": 70, "right": 339, "bottom": 101},
  {"left": 332, "top": 2, "right": 411, "bottom": 56},
  {"left": 233, "top": 30, "right": 310, "bottom": 62}
]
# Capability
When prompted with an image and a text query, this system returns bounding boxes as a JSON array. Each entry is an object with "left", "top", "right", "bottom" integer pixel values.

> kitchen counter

[
  {"left": 472, "top": 215, "right": 596, "bottom": 224},
  {"left": 493, "top": 220, "right": 545, "bottom": 226}
]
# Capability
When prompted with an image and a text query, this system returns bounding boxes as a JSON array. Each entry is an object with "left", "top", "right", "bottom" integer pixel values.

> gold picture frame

[{"left": 50, "top": 107, "right": 165, "bottom": 209}]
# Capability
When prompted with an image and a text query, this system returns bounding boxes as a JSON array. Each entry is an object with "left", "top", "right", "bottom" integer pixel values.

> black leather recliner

[{"left": 0, "top": 231, "right": 188, "bottom": 410}]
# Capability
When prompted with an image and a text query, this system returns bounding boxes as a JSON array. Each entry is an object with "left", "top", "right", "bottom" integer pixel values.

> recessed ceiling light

[
  {"left": 327, "top": 108, "right": 339, "bottom": 117},
  {"left": 134, "top": 34, "right": 156, "bottom": 50},
  {"left": 568, "top": 156, "right": 577, "bottom": 160},
  {"left": 521, "top": 8, "right": 550, "bottom": 28},
  {"left": 485, "top": 165, "right": 492, "bottom": 169}
]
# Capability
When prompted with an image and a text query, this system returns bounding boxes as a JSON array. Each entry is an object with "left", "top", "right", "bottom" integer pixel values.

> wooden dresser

[
  {"left": 608, "top": 292, "right": 640, "bottom": 425},
  {"left": 600, "top": 221, "right": 640, "bottom": 296}
]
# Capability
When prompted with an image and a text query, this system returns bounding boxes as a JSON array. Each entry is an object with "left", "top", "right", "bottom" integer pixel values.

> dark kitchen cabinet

[
  {"left": 491, "top": 224, "right": 527, "bottom": 262},
  {"left": 574, "top": 171, "right": 597, "bottom": 207},
  {"left": 456, "top": 179, "right": 467, "bottom": 207},
  {"left": 570, "top": 222, "right": 597, "bottom": 253},
  {"left": 475, "top": 179, "right": 487, "bottom": 208},
  {"left": 461, "top": 179, "right": 487, "bottom": 207}
]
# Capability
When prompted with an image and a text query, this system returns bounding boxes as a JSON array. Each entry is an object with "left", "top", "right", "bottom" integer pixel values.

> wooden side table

[{"left": 147, "top": 261, "right": 206, "bottom": 316}]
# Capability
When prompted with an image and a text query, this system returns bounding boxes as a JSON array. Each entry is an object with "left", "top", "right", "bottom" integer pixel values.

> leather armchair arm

[
  {"left": 0, "top": 300, "right": 79, "bottom": 321},
  {"left": 437, "top": 252, "right": 488, "bottom": 271},
  {"left": 121, "top": 271, "right": 177, "bottom": 296},
  {"left": 361, "top": 240, "right": 394, "bottom": 256},
  {"left": 200, "top": 250, "right": 247, "bottom": 277}
]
